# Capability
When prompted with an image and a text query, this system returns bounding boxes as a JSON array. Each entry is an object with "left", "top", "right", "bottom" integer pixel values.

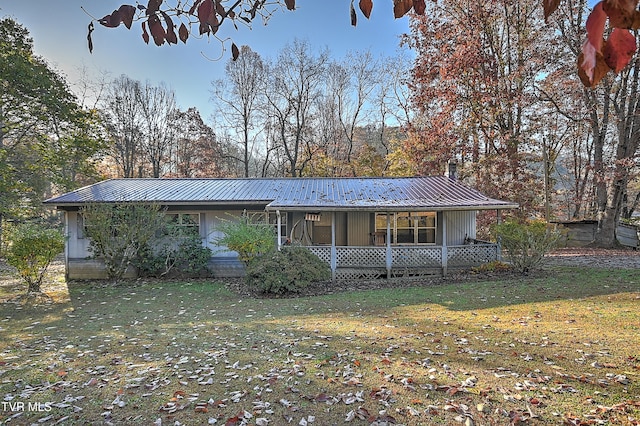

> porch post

[
  {"left": 64, "top": 211, "right": 70, "bottom": 281},
  {"left": 496, "top": 210, "right": 503, "bottom": 262},
  {"left": 441, "top": 212, "right": 448, "bottom": 276},
  {"left": 386, "top": 212, "right": 392, "bottom": 278},
  {"left": 331, "top": 211, "right": 336, "bottom": 282},
  {"left": 276, "top": 210, "right": 282, "bottom": 251}
]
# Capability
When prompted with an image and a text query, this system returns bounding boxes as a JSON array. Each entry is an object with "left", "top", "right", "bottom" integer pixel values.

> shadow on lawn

[
  {"left": 2, "top": 263, "right": 639, "bottom": 320},
  {"left": 61, "top": 266, "right": 640, "bottom": 320}
]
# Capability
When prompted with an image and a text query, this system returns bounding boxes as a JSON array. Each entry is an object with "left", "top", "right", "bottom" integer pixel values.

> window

[
  {"left": 247, "top": 211, "right": 287, "bottom": 239},
  {"left": 77, "top": 213, "right": 86, "bottom": 239},
  {"left": 375, "top": 212, "right": 436, "bottom": 245},
  {"left": 165, "top": 213, "right": 200, "bottom": 236}
]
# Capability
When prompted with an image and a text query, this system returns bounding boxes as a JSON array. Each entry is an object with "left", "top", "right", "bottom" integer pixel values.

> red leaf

[
  {"left": 413, "top": 0, "right": 426, "bottom": 15},
  {"left": 581, "top": 2, "right": 608, "bottom": 83},
  {"left": 393, "top": 0, "right": 413, "bottom": 18},
  {"left": 603, "top": 0, "right": 637, "bottom": 28},
  {"left": 542, "top": 0, "right": 561, "bottom": 21},
  {"left": 351, "top": 1, "right": 357, "bottom": 26},
  {"left": 632, "top": 10, "right": 640, "bottom": 29},
  {"left": 166, "top": 26, "right": 177, "bottom": 44},
  {"left": 118, "top": 5, "right": 136, "bottom": 29},
  {"left": 161, "top": 11, "right": 177, "bottom": 44},
  {"left": 231, "top": 43, "right": 239, "bottom": 60},
  {"left": 146, "top": 0, "right": 163, "bottom": 15},
  {"left": 285, "top": 0, "right": 296, "bottom": 11},
  {"left": 604, "top": 28, "right": 636, "bottom": 72},
  {"left": 315, "top": 392, "right": 329, "bottom": 402},
  {"left": 99, "top": 10, "right": 123, "bottom": 28},
  {"left": 188, "top": 0, "right": 200, "bottom": 15},
  {"left": 147, "top": 14, "right": 166, "bottom": 45},
  {"left": 359, "top": 0, "right": 373, "bottom": 19},
  {"left": 578, "top": 51, "right": 610, "bottom": 87},
  {"left": 585, "top": 2, "right": 607, "bottom": 53},
  {"left": 225, "top": 416, "right": 239, "bottom": 426},
  {"left": 178, "top": 22, "right": 189, "bottom": 43},
  {"left": 215, "top": 0, "right": 226, "bottom": 17},
  {"left": 87, "top": 22, "right": 94, "bottom": 53},
  {"left": 198, "top": 0, "right": 213, "bottom": 27},
  {"left": 141, "top": 21, "right": 150, "bottom": 44}
]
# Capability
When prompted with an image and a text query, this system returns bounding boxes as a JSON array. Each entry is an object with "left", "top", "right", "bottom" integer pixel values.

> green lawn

[{"left": 0, "top": 265, "right": 639, "bottom": 425}]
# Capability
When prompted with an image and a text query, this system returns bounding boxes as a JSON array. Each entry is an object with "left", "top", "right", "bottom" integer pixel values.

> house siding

[
  {"left": 348, "top": 212, "right": 370, "bottom": 246},
  {"left": 66, "top": 211, "right": 91, "bottom": 259},
  {"left": 444, "top": 211, "right": 476, "bottom": 245}
]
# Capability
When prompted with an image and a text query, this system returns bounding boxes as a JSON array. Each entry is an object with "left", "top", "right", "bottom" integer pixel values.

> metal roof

[{"left": 44, "top": 177, "right": 518, "bottom": 212}]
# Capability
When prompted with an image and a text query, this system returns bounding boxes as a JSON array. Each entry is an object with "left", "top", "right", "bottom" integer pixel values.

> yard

[{"left": 0, "top": 252, "right": 639, "bottom": 425}]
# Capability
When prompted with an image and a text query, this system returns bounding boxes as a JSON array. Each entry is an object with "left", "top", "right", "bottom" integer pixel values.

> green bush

[
  {"left": 493, "top": 219, "right": 560, "bottom": 273},
  {"left": 135, "top": 232, "right": 211, "bottom": 278},
  {"left": 81, "top": 203, "right": 167, "bottom": 283},
  {"left": 245, "top": 247, "right": 331, "bottom": 295},
  {"left": 214, "top": 214, "right": 275, "bottom": 264},
  {"left": 5, "top": 223, "right": 64, "bottom": 293}
]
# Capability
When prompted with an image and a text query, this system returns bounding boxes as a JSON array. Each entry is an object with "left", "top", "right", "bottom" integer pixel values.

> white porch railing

[{"left": 306, "top": 244, "right": 500, "bottom": 280}]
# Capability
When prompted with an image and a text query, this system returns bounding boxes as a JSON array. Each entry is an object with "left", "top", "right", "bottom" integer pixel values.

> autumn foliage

[
  {"left": 91, "top": 0, "right": 639, "bottom": 84},
  {"left": 89, "top": 0, "right": 428, "bottom": 60},
  {"left": 544, "top": 0, "right": 639, "bottom": 87}
]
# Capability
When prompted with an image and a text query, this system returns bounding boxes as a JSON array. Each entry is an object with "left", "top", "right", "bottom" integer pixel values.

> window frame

[
  {"left": 246, "top": 211, "right": 287, "bottom": 239},
  {"left": 375, "top": 211, "right": 437, "bottom": 245},
  {"left": 164, "top": 213, "right": 201, "bottom": 237}
]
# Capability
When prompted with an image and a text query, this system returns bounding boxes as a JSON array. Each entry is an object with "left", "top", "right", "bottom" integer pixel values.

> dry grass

[{"left": 0, "top": 261, "right": 639, "bottom": 425}]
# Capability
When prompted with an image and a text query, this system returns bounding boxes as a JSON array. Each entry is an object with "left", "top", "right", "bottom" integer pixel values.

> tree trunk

[{"left": 27, "top": 281, "right": 41, "bottom": 294}]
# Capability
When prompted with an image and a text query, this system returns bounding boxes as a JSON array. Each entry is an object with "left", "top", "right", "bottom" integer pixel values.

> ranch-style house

[{"left": 44, "top": 173, "right": 518, "bottom": 280}]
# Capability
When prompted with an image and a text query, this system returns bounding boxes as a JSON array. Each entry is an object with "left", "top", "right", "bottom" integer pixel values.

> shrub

[
  {"left": 135, "top": 231, "right": 212, "bottom": 278},
  {"left": 245, "top": 247, "right": 331, "bottom": 295},
  {"left": 493, "top": 219, "right": 560, "bottom": 273},
  {"left": 214, "top": 214, "right": 275, "bottom": 264},
  {"left": 5, "top": 223, "right": 64, "bottom": 293},
  {"left": 81, "top": 203, "right": 167, "bottom": 283}
]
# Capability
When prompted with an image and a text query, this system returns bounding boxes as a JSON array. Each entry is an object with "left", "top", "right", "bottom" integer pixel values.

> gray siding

[
  {"left": 444, "top": 210, "right": 476, "bottom": 245},
  {"left": 347, "top": 212, "right": 370, "bottom": 246},
  {"left": 66, "top": 211, "right": 91, "bottom": 258}
]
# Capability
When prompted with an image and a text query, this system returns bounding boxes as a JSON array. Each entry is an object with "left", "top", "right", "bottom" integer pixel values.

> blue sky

[{"left": 1, "top": 0, "right": 411, "bottom": 119}]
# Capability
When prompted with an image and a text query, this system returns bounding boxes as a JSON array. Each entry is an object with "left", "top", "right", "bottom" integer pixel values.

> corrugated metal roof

[{"left": 44, "top": 177, "right": 518, "bottom": 211}]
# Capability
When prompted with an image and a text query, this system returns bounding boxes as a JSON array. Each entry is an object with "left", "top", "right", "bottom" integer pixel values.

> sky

[{"left": 0, "top": 0, "right": 412, "bottom": 120}]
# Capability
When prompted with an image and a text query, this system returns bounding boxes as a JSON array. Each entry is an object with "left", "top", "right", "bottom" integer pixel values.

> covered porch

[{"left": 271, "top": 207, "right": 504, "bottom": 281}]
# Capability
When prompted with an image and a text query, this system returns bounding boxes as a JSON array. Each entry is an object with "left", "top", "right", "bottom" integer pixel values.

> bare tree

[
  {"left": 101, "top": 75, "right": 144, "bottom": 178},
  {"left": 138, "top": 81, "right": 178, "bottom": 178},
  {"left": 333, "top": 51, "right": 380, "bottom": 175},
  {"left": 264, "top": 39, "right": 329, "bottom": 177},
  {"left": 211, "top": 46, "right": 266, "bottom": 177}
]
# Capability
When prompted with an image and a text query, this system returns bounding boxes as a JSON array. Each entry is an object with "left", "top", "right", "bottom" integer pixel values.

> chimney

[{"left": 445, "top": 161, "right": 457, "bottom": 180}]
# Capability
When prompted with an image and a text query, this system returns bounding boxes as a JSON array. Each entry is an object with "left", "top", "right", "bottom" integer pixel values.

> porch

[{"left": 305, "top": 241, "right": 501, "bottom": 281}]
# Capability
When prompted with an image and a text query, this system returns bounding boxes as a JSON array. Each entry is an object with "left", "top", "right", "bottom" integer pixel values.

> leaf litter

[{"left": 0, "top": 268, "right": 639, "bottom": 425}]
